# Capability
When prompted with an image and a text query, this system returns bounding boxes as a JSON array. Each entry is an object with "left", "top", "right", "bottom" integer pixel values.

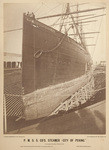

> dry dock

[
  {"left": 8, "top": 100, "right": 105, "bottom": 134},
  {"left": 4, "top": 65, "right": 106, "bottom": 134}
]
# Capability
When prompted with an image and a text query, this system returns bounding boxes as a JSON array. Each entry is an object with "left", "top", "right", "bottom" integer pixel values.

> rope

[
  {"left": 38, "top": 3, "right": 61, "bottom": 19},
  {"left": 33, "top": 2, "right": 44, "bottom": 15},
  {"left": 51, "top": 17, "right": 61, "bottom": 27}
]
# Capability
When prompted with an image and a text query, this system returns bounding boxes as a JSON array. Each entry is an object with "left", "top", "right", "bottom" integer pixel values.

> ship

[{"left": 22, "top": 3, "right": 105, "bottom": 120}]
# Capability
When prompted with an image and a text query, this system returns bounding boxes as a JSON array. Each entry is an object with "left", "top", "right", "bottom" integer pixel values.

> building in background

[{"left": 4, "top": 52, "right": 22, "bottom": 68}]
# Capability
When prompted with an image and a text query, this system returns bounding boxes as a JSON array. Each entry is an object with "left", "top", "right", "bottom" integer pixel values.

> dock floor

[{"left": 7, "top": 100, "right": 105, "bottom": 134}]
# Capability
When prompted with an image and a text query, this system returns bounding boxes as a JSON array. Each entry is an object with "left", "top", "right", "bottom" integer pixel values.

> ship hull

[
  {"left": 23, "top": 72, "right": 94, "bottom": 120},
  {"left": 22, "top": 14, "right": 92, "bottom": 94}
]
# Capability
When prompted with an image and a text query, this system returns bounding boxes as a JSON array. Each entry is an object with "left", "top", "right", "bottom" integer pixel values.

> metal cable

[{"left": 34, "top": 25, "right": 72, "bottom": 58}]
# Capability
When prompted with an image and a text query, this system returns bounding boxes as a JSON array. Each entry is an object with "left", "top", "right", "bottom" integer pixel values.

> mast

[
  {"left": 59, "top": 5, "right": 67, "bottom": 32},
  {"left": 36, "top": 3, "right": 105, "bottom": 50},
  {"left": 67, "top": 3, "right": 86, "bottom": 49}
]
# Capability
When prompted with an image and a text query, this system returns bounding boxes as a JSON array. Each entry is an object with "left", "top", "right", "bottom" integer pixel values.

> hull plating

[{"left": 22, "top": 15, "right": 92, "bottom": 94}]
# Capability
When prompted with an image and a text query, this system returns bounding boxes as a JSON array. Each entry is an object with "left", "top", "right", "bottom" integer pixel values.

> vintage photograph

[{"left": 3, "top": 1, "right": 106, "bottom": 134}]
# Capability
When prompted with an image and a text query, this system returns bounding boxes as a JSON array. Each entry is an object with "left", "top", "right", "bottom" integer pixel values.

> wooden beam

[
  {"left": 86, "top": 44, "right": 96, "bottom": 46},
  {"left": 70, "top": 3, "right": 89, "bottom": 7},
  {"left": 51, "top": 20, "right": 97, "bottom": 26},
  {"left": 71, "top": 14, "right": 94, "bottom": 18},
  {"left": 69, "top": 32, "right": 99, "bottom": 36},
  {"left": 77, "top": 14, "right": 106, "bottom": 22},
  {"left": 75, "top": 20, "right": 97, "bottom": 24},
  {"left": 82, "top": 37, "right": 94, "bottom": 38},
  {"left": 37, "top": 7, "right": 105, "bottom": 19}
]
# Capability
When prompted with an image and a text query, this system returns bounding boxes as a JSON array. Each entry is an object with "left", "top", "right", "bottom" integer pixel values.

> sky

[{"left": 4, "top": 1, "right": 106, "bottom": 64}]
